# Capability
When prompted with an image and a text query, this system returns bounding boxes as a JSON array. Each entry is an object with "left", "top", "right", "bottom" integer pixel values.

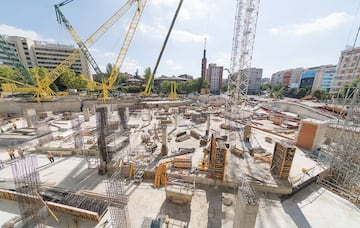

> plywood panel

[{"left": 296, "top": 123, "right": 317, "bottom": 150}]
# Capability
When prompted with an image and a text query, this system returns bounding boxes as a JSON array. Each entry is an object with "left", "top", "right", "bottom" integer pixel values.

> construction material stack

[
  {"left": 208, "top": 134, "right": 227, "bottom": 182},
  {"left": 173, "top": 156, "right": 192, "bottom": 169},
  {"left": 270, "top": 141, "right": 296, "bottom": 180},
  {"left": 244, "top": 125, "right": 251, "bottom": 142}
]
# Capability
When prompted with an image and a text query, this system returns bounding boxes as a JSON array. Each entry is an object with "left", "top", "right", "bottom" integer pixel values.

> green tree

[
  {"left": 160, "top": 81, "right": 171, "bottom": 94},
  {"left": 312, "top": 89, "right": 331, "bottom": 100},
  {"left": 0, "top": 66, "right": 20, "bottom": 83},
  {"left": 58, "top": 68, "right": 87, "bottom": 90},
  {"left": 144, "top": 67, "right": 152, "bottom": 83},
  {"left": 260, "top": 83, "right": 272, "bottom": 91},
  {"left": 340, "top": 79, "right": 360, "bottom": 98}
]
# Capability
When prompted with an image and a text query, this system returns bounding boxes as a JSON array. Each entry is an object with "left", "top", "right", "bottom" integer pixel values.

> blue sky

[{"left": 1, "top": 0, "right": 360, "bottom": 78}]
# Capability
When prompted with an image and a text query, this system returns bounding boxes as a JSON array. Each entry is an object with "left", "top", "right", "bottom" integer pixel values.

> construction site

[{"left": 1, "top": 0, "right": 360, "bottom": 228}]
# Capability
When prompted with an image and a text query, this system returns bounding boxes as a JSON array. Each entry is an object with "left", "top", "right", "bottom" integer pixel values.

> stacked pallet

[
  {"left": 270, "top": 142, "right": 295, "bottom": 180},
  {"left": 173, "top": 156, "right": 192, "bottom": 169}
]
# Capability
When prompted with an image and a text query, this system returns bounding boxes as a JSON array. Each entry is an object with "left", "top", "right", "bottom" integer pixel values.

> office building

[
  {"left": 247, "top": 68, "right": 263, "bottom": 95},
  {"left": 331, "top": 47, "right": 360, "bottom": 92},
  {"left": 0, "top": 35, "right": 90, "bottom": 77},
  {"left": 207, "top": 63, "right": 223, "bottom": 93}
]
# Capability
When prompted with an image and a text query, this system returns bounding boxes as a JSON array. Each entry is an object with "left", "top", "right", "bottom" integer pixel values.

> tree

[
  {"left": 260, "top": 83, "right": 272, "bottom": 91},
  {"left": 340, "top": 79, "right": 360, "bottom": 98},
  {"left": 0, "top": 66, "right": 21, "bottom": 83},
  {"left": 144, "top": 67, "right": 152, "bottom": 83},
  {"left": 58, "top": 68, "right": 87, "bottom": 90},
  {"left": 160, "top": 81, "right": 171, "bottom": 94}
]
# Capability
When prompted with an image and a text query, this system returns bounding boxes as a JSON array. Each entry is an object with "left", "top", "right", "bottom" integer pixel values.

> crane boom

[
  {"left": 141, "top": 0, "right": 184, "bottom": 96},
  {"left": 55, "top": 1, "right": 102, "bottom": 75},
  {"left": 38, "top": 0, "right": 139, "bottom": 97},
  {"left": 0, "top": 34, "right": 35, "bottom": 85},
  {"left": 107, "top": 0, "right": 147, "bottom": 88}
]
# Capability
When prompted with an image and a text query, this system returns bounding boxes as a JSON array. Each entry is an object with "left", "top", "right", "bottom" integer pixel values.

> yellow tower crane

[
  {"left": 1, "top": 0, "right": 140, "bottom": 102},
  {"left": 168, "top": 81, "right": 178, "bottom": 100},
  {"left": 99, "top": 0, "right": 147, "bottom": 101}
]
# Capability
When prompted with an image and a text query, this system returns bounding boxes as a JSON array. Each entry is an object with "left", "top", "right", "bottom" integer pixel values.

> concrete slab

[{"left": 256, "top": 183, "right": 360, "bottom": 228}]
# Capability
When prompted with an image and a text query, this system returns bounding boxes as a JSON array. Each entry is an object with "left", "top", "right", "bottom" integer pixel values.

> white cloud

[
  {"left": 0, "top": 24, "right": 55, "bottom": 42},
  {"left": 90, "top": 48, "right": 141, "bottom": 74},
  {"left": 212, "top": 51, "right": 230, "bottom": 69},
  {"left": 122, "top": 58, "right": 143, "bottom": 74},
  {"left": 151, "top": 0, "right": 214, "bottom": 20},
  {"left": 165, "top": 59, "right": 183, "bottom": 71},
  {"left": 139, "top": 22, "right": 208, "bottom": 43},
  {"left": 269, "top": 12, "right": 352, "bottom": 36},
  {"left": 151, "top": 0, "right": 178, "bottom": 7}
]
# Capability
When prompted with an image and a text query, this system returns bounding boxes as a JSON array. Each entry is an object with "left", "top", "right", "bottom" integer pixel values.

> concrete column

[
  {"left": 206, "top": 114, "right": 210, "bottom": 135},
  {"left": 23, "top": 108, "right": 38, "bottom": 127},
  {"left": 174, "top": 113, "right": 178, "bottom": 128},
  {"left": 118, "top": 107, "right": 129, "bottom": 130},
  {"left": 83, "top": 108, "right": 90, "bottom": 121},
  {"left": 161, "top": 125, "right": 168, "bottom": 156},
  {"left": 233, "top": 187, "right": 259, "bottom": 228}
]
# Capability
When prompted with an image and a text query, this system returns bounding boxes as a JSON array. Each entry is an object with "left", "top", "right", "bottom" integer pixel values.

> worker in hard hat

[
  {"left": 17, "top": 148, "right": 25, "bottom": 159},
  {"left": 47, "top": 152, "right": 55, "bottom": 163},
  {"left": 12, "top": 123, "right": 17, "bottom": 130},
  {"left": 8, "top": 149, "right": 15, "bottom": 160}
]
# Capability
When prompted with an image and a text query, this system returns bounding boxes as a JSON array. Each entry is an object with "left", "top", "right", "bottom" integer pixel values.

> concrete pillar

[
  {"left": 233, "top": 187, "right": 259, "bottom": 228},
  {"left": 206, "top": 114, "right": 210, "bottom": 135},
  {"left": 161, "top": 125, "right": 168, "bottom": 156},
  {"left": 83, "top": 108, "right": 90, "bottom": 121},
  {"left": 118, "top": 107, "right": 129, "bottom": 130},
  {"left": 174, "top": 113, "right": 178, "bottom": 128},
  {"left": 23, "top": 108, "right": 38, "bottom": 127}
]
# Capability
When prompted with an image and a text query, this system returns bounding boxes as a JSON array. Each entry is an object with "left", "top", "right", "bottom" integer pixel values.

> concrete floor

[
  {"left": 0, "top": 100, "right": 359, "bottom": 227},
  {"left": 256, "top": 183, "right": 360, "bottom": 228}
]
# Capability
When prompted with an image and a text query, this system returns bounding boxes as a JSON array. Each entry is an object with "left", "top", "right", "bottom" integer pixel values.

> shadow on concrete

[
  {"left": 75, "top": 167, "right": 107, "bottom": 191},
  {"left": 53, "top": 157, "right": 105, "bottom": 191},
  {"left": 281, "top": 184, "right": 324, "bottom": 228},
  {"left": 206, "top": 188, "right": 225, "bottom": 228},
  {"left": 158, "top": 198, "right": 191, "bottom": 226}
]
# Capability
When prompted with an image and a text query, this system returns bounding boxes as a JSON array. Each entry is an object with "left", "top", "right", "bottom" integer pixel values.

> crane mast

[
  {"left": 227, "top": 0, "right": 260, "bottom": 113},
  {"left": 226, "top": 0, "right": 260, "bottom": 210}
]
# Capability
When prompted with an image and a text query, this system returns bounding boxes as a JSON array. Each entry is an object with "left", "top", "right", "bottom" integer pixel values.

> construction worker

[
  {"left": 17, "top": 148, "right": 25, "bottom": 159},
  {"left": 8, "top": 149, "right": 15, "bottom": 160},
  {"left": 47, "top": 152, "right": 55, "bottom": 163},
  {"left": 12, "top": 123, "right": 17, "bottom": 130},
  {"left": 0, "top": 126, "right": 4, "bottom": 133}
]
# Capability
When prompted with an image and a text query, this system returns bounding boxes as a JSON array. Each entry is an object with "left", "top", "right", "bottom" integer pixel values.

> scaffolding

[
  {"left": 317, "top": 84, "right": 360, "bottom": 205},
  {"left": 106, "top": 171, "right": 130, "bottom": 228},
  {"left": 10, "top": 155, "right": 45, "bottom": 227}
]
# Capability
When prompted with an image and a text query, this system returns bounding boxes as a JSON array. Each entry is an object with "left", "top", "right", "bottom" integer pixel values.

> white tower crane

[{"left": 226, "top": 0, "right": 260, "bottom": 118}]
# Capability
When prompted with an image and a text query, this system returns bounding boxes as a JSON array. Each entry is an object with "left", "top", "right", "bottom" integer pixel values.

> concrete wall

[
  {"left": 270, "top": 102, "right": 334, "bottom": 121},
  {"left": 0, "top": 96, "right": 141, "bottom": 114},
  {"left": 0, "top": 99, "right": 81, "bottom": 114}
]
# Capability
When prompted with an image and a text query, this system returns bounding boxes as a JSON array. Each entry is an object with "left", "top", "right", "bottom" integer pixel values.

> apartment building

[
  {"left": 207, "top": 63, "right": 223, "bottom": 93},
  {"left": 271, "top": 68, "right": 304, "bottom": 88},
  {"left": 311, "top": 65, "right": 336, "bottom": 92},
  {"left": 0, "top": 35, "right": 90, "bottom": 77},
  {"left": 331, "top": 47, "right": 360, "bottom": 92},
  {"left": 247, "top": 68, "right": 263, "bottom": 95}
]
